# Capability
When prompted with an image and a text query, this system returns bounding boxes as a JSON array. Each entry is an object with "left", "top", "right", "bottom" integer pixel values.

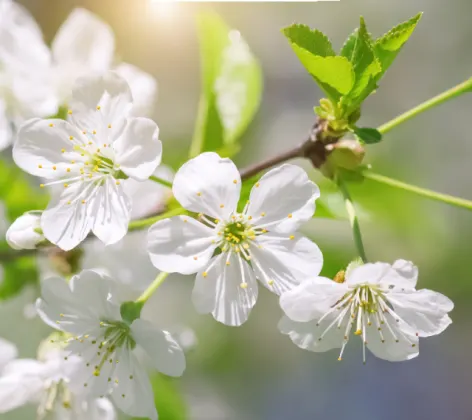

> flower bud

[{"left": 6, "top": 211, "right": 44, "bottom": 250}]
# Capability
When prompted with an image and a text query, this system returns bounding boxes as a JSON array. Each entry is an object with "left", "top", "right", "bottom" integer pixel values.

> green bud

[{"left": 326, "top": 139, "right": 365, "bottom": 171}]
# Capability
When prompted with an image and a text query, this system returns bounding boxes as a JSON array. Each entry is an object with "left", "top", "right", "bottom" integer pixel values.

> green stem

[
  {"left": 149, "top": 175, "right": 173, "bottom": 189},
  {"left": 337, "top": 176, "right": 368, "bottom": 263},
  {"left": 128, "top": 207, "right": 186, "bottom": 232},
  {"left": 136, "top": 272, "right": 170, "bottom": 303},
  {"left": 377, "top": 77, "right": 472, "bottom": 135},
  {"left": 363, "top": 171, "right": 472, "bottom": 211}
]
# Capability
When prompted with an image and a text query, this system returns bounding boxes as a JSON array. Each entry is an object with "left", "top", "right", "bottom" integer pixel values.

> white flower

[
  {"left": 279, "top": 260, "right": 453, "bottom": 363},
  {"left": 0, "top": 5, "right": 157, "bottom": 150},
  {"left": 36, "top": 270, "right": 186, "bottom": 420},
  {"left": 0, "top": 348, "right": 116, "bottom": 420},
  {"left": 13, "top": 72, "right": 162, "bottom": 250},
  {"left": 6, "top": 210, "right": 44, "bottom": 249},
  {"left": 147, "top": 152, "right": 323, "bottom": 326}
]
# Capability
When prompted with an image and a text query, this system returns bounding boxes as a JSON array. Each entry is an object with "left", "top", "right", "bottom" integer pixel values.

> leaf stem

[
  {"left": 377, "top": 77, "right": 472, "bottom": 134},
  {"left": 128, "top": 207, "right": 186, "bottom": 232},
  {"left": 136, "top": 272, "right": 170, "bottom": 304},
  {"left": 337, "top": 176, "right": 368, "bottom": 263},
  {"left": 363, "top": 171, "right": 472, "bottom": 211},
  {"left": 149, "top": 175, "right": 173, "bottom": 189}
]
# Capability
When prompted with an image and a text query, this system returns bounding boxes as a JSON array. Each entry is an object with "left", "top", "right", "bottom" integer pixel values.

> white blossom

[
  {"left": 0, "top": 337, "right": 17, "bottom": 370},
  {"left": 0, "top": 4, "right": 157, "bottom": 150},
  {"left": 0, "top": 347, "right": 116, "bottom": 420},
  {"left": 147, "top": 152, "right": 323, "bottom": 326},
  {"left": 279, "top": 260, "right": 453, "bottom": 363},
  {"left": 6, "top": 210, "right": 44, "bottom": 250},
  {"left": 13, "top": 72, "right": 162, "bottom": 250},
  {"left": 36, "top": 270, "right": 186, "bottom": 420}
]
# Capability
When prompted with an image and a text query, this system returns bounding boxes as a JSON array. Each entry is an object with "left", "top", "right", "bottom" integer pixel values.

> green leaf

[
  {"left": 133, "top": 374, "right": 187, "bottom": 420},
  {"left": 353, "top": 126, "right": 383, "bottom": 144},
  {"left": 283, "top": 24, "right": 354, "bottom": 101},
  {"left": 120, "top": 301, "right": 144, "bottom": 325},
  {"left": 374, "top": 12, "right": 422, "bottom": 76},
  {"left": 283, "top": 24, "right": 335, "bottom": 57},
  {"left": 0, "top": 158, "right": 48, "bottom": 221},
  {"left": 340, "top": 29, "right": 358, "bottom": 60},
  {"left": 190, "top": 12, "right": 262, "bottom": 157}
]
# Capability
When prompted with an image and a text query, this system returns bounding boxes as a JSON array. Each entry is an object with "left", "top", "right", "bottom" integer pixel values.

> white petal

[
  {"left": 346, "top": 262, "right": 392, "bottom": 287},
  {"left": 278, "top": 315, "right": 344, "bottom": 353},
  {"left": 250, "top": 233, "right": 323, "bottom": 295},
  {"left": 91, "top": 179, "right": 131, "bottom": 245},
  {"left": 392, "top": 259, "right": 418, "bottom": 288},
  {"left": 131, "top": 319, "right": 186, "bottom": 377},
  {"left": 0, "top": 100, "right": 12, "bottom": 151},
  {"left": 0, "top": 338, "right": 17, "bottom": 370},
  {"left": 247, "top": 165, "right": 319, "bottom": 233},
  {"left": 192, "top": 253, "right": 258, "bottom": 327},
  {"left": 0, "top": 374, "right": 43, "bottom": 413},
  {"left": 279, "top": 277, "right": 347, "bottom": 323},
  {"left": 13, "top": 118, "right": 85, "bottom": 179},
  {"left": 125, "top": 165, "right": 174, "bottom": 219},
  {"left": 112, "top": 348, "right": 157, "bottom": 420},
  {"left": 387, "top": 289, "right": 453, "bottom": 337},
  {"left": 52, "top": 8, "right": 114, "bottom": 73},
  {"left": 69, "top": 72, "right": 132, "bottom": 137},
  {"left": 114, "top": 117, "right": 162, "bottom": 180},
  {"left": 147, "top": 216, "right": 216, "bottom": 275},
  {"left": 114, "top": 63, "right": 157, "bottom": 117},
  {"left": 1, "top": 359, "right": 45, "bottom": 377},
  {"left": 366, "top": 315, "right": 419, "bottom": 362},
  {"left": 172, "top": 152, "right": 241, "bottom": 219},
  {"left": 88, "top": 398, "right": 117, "bottom": 420},
  {"left": 6, "top": 211, "right": 43, "bottom": 250},
  {"left": 41, "top": 182, "right": 95, "bottom": 251}
]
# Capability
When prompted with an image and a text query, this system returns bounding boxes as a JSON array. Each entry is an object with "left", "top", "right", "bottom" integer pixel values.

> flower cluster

[{"left": 0, "top": 3, "right": 456, "bottom": 420}]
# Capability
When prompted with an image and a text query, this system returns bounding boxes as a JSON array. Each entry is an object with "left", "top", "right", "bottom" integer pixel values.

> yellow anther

[
  {"left": 96, "top": 106, "right": 101, "bottom": 110},
  {"left": 53, "top": 166, "right": 57, "bottom": 170},
  {"left": 108, "top": 124, "right": 112, "bottom": 128},
  {"left": 240, "top": 282, "right": 248, "bottom": 289},
  {"left": 289, "top": 235, "right": 295, "bottom": 240},
  {"left": 82, "top": 200, "right": 86, "bottom": 204},
  {"left": 183, "top": 219, "right": 188, "bottom": 223},
  {"left": 67, "top": 168, "right": 71, "bottom": 172},
  {"left": 38, "top": 164, "right": 42, "bottom": 168},
  {"left": 67, "top": 201, "right": 71, "bottom": 205},
  {"left": 338, "top": 357, "right": 342, "bottom": 361},
  {"left": 71, "top": 160, "right": 75, "bottom": 164},
  {"left": 268, "top": 280, "right": 274, "bottom": 286},
  {"left": 82, "top": 130, "right": 86, "bottom": 134},
  {"left": 354, "top": 330, "right": 362, "bottom": 336},
  {"left": 260, "top": 212, "right": 266, "bottom": 217},
  {"left": 255, "top": 182, "right": 260, "bottom": 187},
  {"left": 84, "top": 161, "right": 89, "bottom": 165},
  {"left": 214, "top": 219, "right": 219, "bottom": 223},
  {"left": 64, "top": 183, "right": 69, "bottom": 188},
  {"left": 103, "top": 144, "right": 107, "bottom": 148},
  {"left": 197, "top": 192, "right": 202, "bottom": 196},
  {"left": 40, "top": 184, "right": 45, "bottom": 188},
  {"left": 193, "top": 256, "right": 198, "bottom": 260},
  {"left": 233, "top": 179, "right": 238, "bottom": 184},
  {"left": 202, "top": 272, "right": 208, "bottom": 278},
  {"left": 49, "top": 123, "right": 54, "bottom": 127},
  {"left": 96, "top": 148, "right": 100, "bottom": 153},
  {"left": 92, "top": 130, "right": 97, "bottom": 135},
  {"left": 262, "top": 228, "right": 267, "bottom": 233},
  {"left": 88, "top": 174, "right": 93, "bottom": 178},
  {"left": 248, "top": 215, "right": 252, "bottom": 220},
  {"left": 69, "top": 136, "right": 74, "bottom": 140},
  {"left": 226, "top": 261, "right": 231, "bottom": 266},
  {"left": 220, "top": 204, "right": 225, "bottom": 208},
  {"left": 288, "top": 213, "right": 293, "bottom": 218},
  {"left": 88, "top": 141, "right": 93, "bottom": 145},
  {"left": 68, "top": 110, "right": 72, "bottom": 115}
]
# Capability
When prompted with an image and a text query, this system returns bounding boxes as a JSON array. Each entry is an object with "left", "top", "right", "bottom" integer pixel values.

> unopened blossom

[
  {"left": 13, "top": 72, "right": 162, "bottom": 250},
  {"left": 0, "top": 346, "right": 116, "bottom": 420},
  {"left": 0, "top": 5, "right": 157, "bottom": 150},
  {"left": 279, "top": 260, "right": 453, "bottom": 362},
  {"left": 147, "top": 152, "right": 323, "bottom": 326},
  {"left": 6, "top": 210, "right": 44, "bottom": 249},
  {"left": 36, "top": 270, "right": 186, "bottom": 420}
]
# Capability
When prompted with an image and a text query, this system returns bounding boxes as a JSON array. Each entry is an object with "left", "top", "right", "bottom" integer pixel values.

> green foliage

[
  {"left": 353, "top": 127, "right": 382, "bottom": 144},
  {"left": 284, "top": 13, "right": 422, "bottom": 132},
  {"left": 120, "top": 301, "right": 144, "bottom": 325},
  {"left": 0, "top": 158, "right": 48, "bottom": 221},
  {"left": 133, "top": 375, "right": 187, "bottom": 420},
  {"left": 190, "top": 12, "right": 262, "bottom": 158}
]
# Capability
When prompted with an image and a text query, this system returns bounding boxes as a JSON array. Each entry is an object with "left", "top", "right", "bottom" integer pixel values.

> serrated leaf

[
  {"left": 353, "top": 126, "right": 382, "bottom": 144},
  {"left": 340, "top": 29, "right": 358, "bottom": 61},
  {"left": 374, "top": 12, "right": 422, "bottom": 76},
  {"left": 290, "top": 45, "right": 355, "bottom": 98},
  {"left": 283, "top": 24, "right": 335, "bottom": 57},
  {"left": 190, "top": 12, "right": 262, "bottom": 157}
]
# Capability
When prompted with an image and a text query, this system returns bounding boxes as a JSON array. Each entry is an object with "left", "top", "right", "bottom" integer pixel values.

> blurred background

[{"left": 2, "top": 0, "right": 472, "bottom": 419}]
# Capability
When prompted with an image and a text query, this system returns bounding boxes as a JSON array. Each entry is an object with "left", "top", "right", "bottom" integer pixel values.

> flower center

[{"left": 219, "top": 219, "right": 255, "bottom": 251}]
